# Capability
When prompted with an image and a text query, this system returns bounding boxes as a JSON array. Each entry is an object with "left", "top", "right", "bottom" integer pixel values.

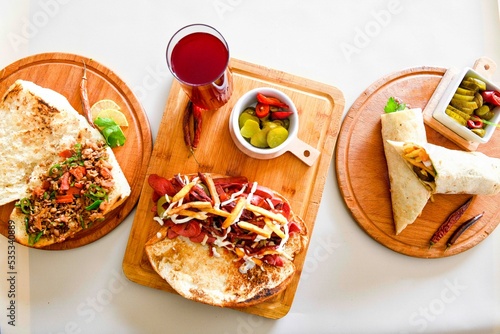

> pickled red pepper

[
  {"left": 256, "top": 93, "right": 289, "bottom": 109},
  {"left": 429, "top": 197, "right": 473, "bottom": 247},
  {"left": 481, "top": 91, "right": 500, "bottom": 106}
]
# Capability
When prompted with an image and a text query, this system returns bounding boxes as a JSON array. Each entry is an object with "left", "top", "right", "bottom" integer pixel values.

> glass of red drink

[{"left": 166, "top": 24, "right": 233, "bottom": 111}]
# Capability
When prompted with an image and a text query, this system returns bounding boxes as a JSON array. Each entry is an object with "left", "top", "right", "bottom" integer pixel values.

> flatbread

[
  {"left": 381, "top": 108, "right": 431, "bottom": 234},
  {"left": 0, "top": 80, "right": 130, "bottom": 247},
  {"left": 0, "top": 80, "right": 102, "bottom": 205},
  {"left": 145, "top": 173, "right": 307, "bottom": 308},
  {"left": 388, "top": 141, "right": 500, "bottom": 195}
]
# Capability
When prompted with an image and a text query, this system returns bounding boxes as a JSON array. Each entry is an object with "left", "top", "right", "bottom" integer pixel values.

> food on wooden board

[
  {"left": 380, "top": 97, "right": 430, "bottom": 234},
  {"left": 387, "top": 141, "right": 500, "bottom": 195},
  {"left": 145, "top": 172, "right": 308, "bottom": 307},
  {"left": 445, "top": 75, "right": 499, "bottom": 138},
  {"left": 0, "top": 79, "right": 130, "bottom": 247}
]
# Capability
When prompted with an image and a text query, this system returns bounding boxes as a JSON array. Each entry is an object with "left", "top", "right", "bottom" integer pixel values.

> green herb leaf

[
  {"left": 94, "top": 117, "right": 126, "bottom": 147},
  {"left": 384, "top": 97, "right": 406, "bottom": 113}
]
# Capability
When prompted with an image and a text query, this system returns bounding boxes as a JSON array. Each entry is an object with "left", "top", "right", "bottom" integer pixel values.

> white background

[{"left": 1, "top": 0, "right": 499, "bottom": 333}]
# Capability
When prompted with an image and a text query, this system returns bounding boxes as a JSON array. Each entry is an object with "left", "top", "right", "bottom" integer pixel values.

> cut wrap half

[
  {"left": 387, "top": 141, "right": 500, "bottom": 196},
  {"left": 381, "top": 108, "right": 431, "bottom": 234}
]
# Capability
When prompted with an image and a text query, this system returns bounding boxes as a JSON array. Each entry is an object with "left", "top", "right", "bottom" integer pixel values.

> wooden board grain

[
  {"left": 336, "top": 67, "right": 500, "bottom": 258},
  {"left": 0, "top": 52, "right": 152, "bottom": 250},
  {"left": 122, "top": 58, "right": 345, "bottom": 319}
]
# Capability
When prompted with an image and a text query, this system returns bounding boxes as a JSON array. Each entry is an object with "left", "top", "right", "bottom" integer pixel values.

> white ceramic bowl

[
  {"left": 433, "top": 67, "right": 500, "bottom": 144},
  {"left": 229, "top": 87, "right": 298, "bottom": 160}
]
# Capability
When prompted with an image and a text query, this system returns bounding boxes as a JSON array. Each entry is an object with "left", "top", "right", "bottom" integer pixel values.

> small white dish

[
  {"left": 433, "top": 67, "right": 500, "bottom": 144},
  {"left": 229, "top": 87, "right": 319, "bottom": 166}
]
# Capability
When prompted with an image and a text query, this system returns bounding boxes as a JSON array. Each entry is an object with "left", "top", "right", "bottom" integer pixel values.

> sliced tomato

[
  {"left": 55, "top": 194, "right": 74, "bottom": 203},
  {"left": 69, "top": 166, "right": 87, "bottom": 181},
  {"left": 66, "top": 186, "right": 82, "bottom": 197},
  {"left": 33, "top": 186, "right": 46, "bottom": 198},
  {"left": 58, "top": 149, "right": 73, "bottom": 159}
]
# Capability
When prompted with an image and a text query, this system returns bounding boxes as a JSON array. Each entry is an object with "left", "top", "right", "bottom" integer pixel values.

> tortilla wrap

[
  {"left": 381, "top": 108, "right": 431, "bottom": 234},
  {"left": 388, "top": 141, "right": 500, "bottom": 195}
]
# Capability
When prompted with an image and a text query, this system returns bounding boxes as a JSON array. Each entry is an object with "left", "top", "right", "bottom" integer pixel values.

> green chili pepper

[
  {"left": 29, "top": 230, "right": 44, "bottom": 246},
  {"left": 85, "top": 199, "right": 103, "bottom": 211},
  {"left": 49, "top": 164, "right": 63, "bottom": 178},
  {"left": 87, "top": 184, "right": 106, "bottom": 198},
  {"left": 156, "top": 195, "right": 169, "bottom": 218},
  {"left": 79, "top": 215, "right": 86, "bottom": 228},
  {"left": 18, "top": 198, "right": 31, "bottom": 214}
]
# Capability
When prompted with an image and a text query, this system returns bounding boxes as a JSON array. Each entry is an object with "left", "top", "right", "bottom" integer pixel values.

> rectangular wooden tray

[{"left": 122, "top": 58, "right": 345, "bottom": 319}]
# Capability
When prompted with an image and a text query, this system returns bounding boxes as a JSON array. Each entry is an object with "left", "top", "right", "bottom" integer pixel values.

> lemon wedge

[
  {"left": 91, "top": 99, "right": 121, "bottom": 120},
  {"left": 95, "top": 108, "right": 129, "bottom": 127}
]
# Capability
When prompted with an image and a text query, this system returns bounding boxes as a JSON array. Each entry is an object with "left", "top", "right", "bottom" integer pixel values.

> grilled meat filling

[{"left": 16, "top": 141, "right": 115, "bottom": 245}]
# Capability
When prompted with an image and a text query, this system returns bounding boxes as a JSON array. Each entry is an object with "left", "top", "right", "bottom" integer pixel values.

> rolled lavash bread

[
  {"left": 388, "top": 141, "right": 500, "bottom": 195},
  {"left": 381, "top": 108, "right": 431, "bottom": 234}
]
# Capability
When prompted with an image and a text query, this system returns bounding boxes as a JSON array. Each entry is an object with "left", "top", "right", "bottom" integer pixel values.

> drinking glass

[{"left": 166, "top": 23, "right": 233, "bottom": 111}]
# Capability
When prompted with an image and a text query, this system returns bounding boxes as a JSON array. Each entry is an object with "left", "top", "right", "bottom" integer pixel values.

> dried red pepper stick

[
  {"left": 429, "top": 197, "right": 473, "bottom": 247},
  {"left": 80, "top": 61, "right": 95, "bottom": 128},
  {"left": 182, "top": 101, "right": 193, "bottom": 149},
  {"left": 445, "top": 212, "right": 484, "bottom": 250},
  {"left": 192, "top": 104, "right": 203, "bottom": 149}
]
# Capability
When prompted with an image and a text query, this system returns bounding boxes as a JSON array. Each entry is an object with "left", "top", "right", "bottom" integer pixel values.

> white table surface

[{"left": 1, "top": 1, "right": 499, "bottom": 333}]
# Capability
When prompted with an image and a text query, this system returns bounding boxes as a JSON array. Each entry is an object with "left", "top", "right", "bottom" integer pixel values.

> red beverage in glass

[{"left": 167, "top": 24, "right": 233, "bottom": 110}]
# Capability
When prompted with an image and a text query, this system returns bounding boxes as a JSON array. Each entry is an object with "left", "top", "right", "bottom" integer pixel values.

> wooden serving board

[
  {"left": 0, "top": 52, "right": 152, "bottom": 250},
  {"left": 122, "top": 58, "right": 344, "bottom": 319},
  {"left": 336, "top": 67, "right": 500, "bottom": 258}
]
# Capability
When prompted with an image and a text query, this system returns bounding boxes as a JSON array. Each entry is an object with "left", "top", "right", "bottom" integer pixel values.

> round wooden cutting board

[
  {"left": 336, "top": 66, "right": 500, "bottom": 258},
  {"left": 0, "top": 52, "right": 152, "bottom": 250}
]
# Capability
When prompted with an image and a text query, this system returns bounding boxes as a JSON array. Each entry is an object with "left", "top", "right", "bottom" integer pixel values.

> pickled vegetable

[
  {"left": 445, "top": 108, "right": 467, "bottom": 126},
  {"left": 250, "top": 128, "right": 271, "bottom": 148},
  {"left": 240, "top": 119, "right": 260, "bottom": 139},
  {"left": 267, "top": 126, "right": 289, "bottom": 148},
  {"left": 445, "top": 75, "right": 498, "bottom": 138},
  {"left": 471, "top": 128, "right": 486, "bottom": 137},
  {"left": 237, "top": 92, "right": 293, "bottom": 149},
  {"left": 474, "top": 105, "right": 490, "bottom": 116},
  {"left": 238, "top": 111, "right": 259, "bottom": 129}
]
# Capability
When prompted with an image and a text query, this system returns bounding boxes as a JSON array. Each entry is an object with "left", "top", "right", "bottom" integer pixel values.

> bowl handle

[
  {"left": 286, "top": 137, "right": 320, "bottom": 166},
  {"left": 473, "top": 57, "right": 497, "bottom": 79}
]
